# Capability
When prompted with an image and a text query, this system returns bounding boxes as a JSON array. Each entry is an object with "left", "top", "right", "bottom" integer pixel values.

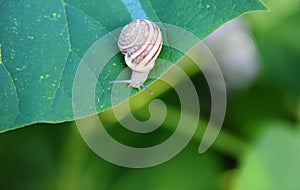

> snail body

[{"left": 111, "top": 19, "right": 163, "bottom": 93}]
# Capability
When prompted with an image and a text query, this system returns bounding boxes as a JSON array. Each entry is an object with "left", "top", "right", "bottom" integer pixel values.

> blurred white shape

[{"left": 204, "top": 18, "right": 260, "bottom": 89}]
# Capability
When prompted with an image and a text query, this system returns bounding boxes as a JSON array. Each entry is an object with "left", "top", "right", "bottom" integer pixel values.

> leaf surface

[{"left": 0, "top": 0, "right": 267, "bottom": 132}]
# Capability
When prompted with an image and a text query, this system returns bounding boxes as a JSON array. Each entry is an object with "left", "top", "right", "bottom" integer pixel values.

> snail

[{"left": 110, "top": 19, "right": 163, "bottom": 94}]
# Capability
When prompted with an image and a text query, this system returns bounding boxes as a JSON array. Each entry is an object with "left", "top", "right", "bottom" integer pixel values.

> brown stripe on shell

[
  {"left": 118, "top": 19, "right": 162, "bottom": 72},
  {"left": 131, "top": 22, "right": 159, "bottom": 65},
  {"left": 130, "top": 21, "right": 161, "bottom": 67},
  {"left": 145, "top": 40, "right": 162, "bottom": 66},
  {"left": 127, "top": 20, "right": 150, "bottom": 58},
  {"left": 118, "top": 24, "right": 138, "bottom": 50},
  {"left": 118, "top": 20, "right": 143, "bottom": 53},
  {"left": 128, "top": 20, "right": 154, "bottom": 62},
  {"left": 143, "top": 23, "right": 162, "bottom": 66}
]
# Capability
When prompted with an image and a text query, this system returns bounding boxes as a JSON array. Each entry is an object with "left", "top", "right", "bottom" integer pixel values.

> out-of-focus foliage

[
  {"left": 1, "top": 0, "right": 300, "bottom": 189},
  {"left": 234, "top": 123, "right": 300, "bottom": 190}
]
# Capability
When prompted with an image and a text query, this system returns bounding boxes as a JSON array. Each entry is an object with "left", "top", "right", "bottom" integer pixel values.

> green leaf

[
  {"left": 0, "top": 0, "right": 267, "bottom": 132},
  {"left": 110, "top": 144, "right": 222, "bottom": 190},
  {"left": 234, "top": 122, "right": 300, "bottom": 190}
]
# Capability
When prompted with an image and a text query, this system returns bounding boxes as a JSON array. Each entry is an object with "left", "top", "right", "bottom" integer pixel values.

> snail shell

[{"left": 111, "top": 19, "right": 163, "bottom": 93}]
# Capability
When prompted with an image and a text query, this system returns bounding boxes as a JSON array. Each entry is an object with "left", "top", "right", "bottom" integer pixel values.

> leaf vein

[
  {"left": 0, "top": 44, "right": 21, "bottom": 124},
  {"left": 63, "top": 2, "right": 118, "bottom": 40}
]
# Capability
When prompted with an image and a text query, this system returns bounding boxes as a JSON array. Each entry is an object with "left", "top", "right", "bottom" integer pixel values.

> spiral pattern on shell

[{"left": 118, "top": 19, "right": 163, "bottom": 73}]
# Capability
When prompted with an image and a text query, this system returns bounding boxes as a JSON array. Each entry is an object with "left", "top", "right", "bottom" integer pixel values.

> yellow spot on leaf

[
  {"left": 0, "top": 44, "right": 2, "bottom": 64},
  {"left": 28, "top": 35, "right": 34, "bottom": 40}
]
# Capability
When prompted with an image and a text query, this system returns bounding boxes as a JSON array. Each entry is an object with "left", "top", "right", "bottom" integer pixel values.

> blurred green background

[{"left": 1, "top": 0, "right": 300, "bottom": 189}]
